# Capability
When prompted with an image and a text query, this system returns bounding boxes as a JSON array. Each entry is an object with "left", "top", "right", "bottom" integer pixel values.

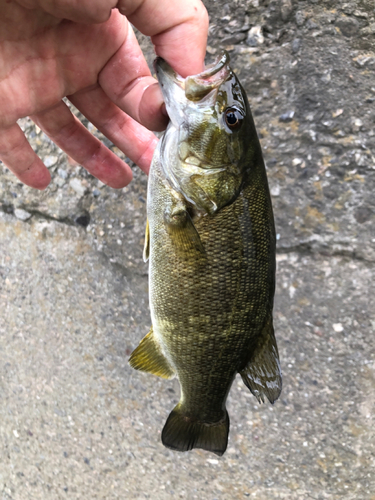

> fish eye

[{"left": 224, "top": 107, "right": 243, "bottom": 131}]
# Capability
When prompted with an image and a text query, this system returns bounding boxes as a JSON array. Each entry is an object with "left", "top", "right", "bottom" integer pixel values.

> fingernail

[{"left": 161, "top": 102, "right": 169, "bottom": 119}]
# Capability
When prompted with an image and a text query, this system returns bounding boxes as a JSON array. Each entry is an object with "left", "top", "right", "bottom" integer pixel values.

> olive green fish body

[{"left": 130, "top": 52, "right": 281, "bottom": 456}]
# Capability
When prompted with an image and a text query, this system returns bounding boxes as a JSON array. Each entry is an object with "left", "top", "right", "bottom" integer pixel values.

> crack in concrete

[
  {"left": 277, "top": 243, "right": 375, "bottom": 264},
  {"left": 0, "top": 203, "right": 88, "bottom": 228}
]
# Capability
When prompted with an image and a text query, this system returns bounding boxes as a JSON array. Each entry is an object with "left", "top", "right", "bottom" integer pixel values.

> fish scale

[{"left": 129, "top": 51, "right": 281, "bottom": 456}]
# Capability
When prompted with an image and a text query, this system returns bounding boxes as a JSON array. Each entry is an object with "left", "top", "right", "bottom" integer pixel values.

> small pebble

[
  {"left": 353, "top": 55, "right": 375, "bottom": 68},
  {"left": 333, "top": 323, "right": 344, "bottom": 333},
  {"left": 44, "top": 155, "right": 58, "bottom": 168},
  {"left": 14, "top": 208, "right": 32, "bottom": 221},
  {"left": 279, "top": 111, "right": 295, "bottom": 123},
  {"left": 335, "top": 17, "right": 359, "bottom": 37},
  {"left": 246, "top": 26, "right": 264, "bottom": 47},
  {"left": 280, "top": 0, "right": 293, "bottom": 22},
  {"left": 351, "top": 118, "right": 363, "bottom": 132},
  {"left": 57, "top": 168, "right": 68, "bottom": 179},
  {"left": 222, "top": 32, "right": 247, "bottom": 45},
  {"left": 206, "top": 459, "right": 219, "bottom": 465},
  {"left": 54, "top": 177, "right": 66, "bottom": 188},
  {"left": 206, "top": 45, "right": 216, "bottom": 55},
  {"left": 332, "top": 109, "right": 343, "bottom": 118},
  {"left": 292, "top": 158, "right": 303, "bottom": 166},
  {"left": 69, "top": 178, "right": 87, "bottom": 197},
  {"left": 295, "top": 11, "right": 306, "bottom": 27},
  {"left": 225, "top": 19, "right": 243, "bottom": 33},
  {"left": 291, "top": 38, "right": 301, "bottom": 54},
  {"left": 306, "top": 19, "right": 319, "bottom": 30}
]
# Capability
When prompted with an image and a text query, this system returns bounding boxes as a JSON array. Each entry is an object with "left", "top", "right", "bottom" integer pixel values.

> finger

[
  {"left": 99, "top": 24, "right": 169, "bottom": 132},
  {"left": 16, "top": 0, "right": 117, "bottom": 24},
  {"left": 31, "top": 101, "right": 133, "bottom": 188},
  {"left": 0, "top": 123, "right": 51, "bottom": 189},
  {"left": 117, "top": 0, "right": 209, "bottom": 77},
  {"left": 69, "top": 86, "right": 158, "bottom": 174},
  {"left": 0, "top": 11, "right": 128, "bottom": 130}
]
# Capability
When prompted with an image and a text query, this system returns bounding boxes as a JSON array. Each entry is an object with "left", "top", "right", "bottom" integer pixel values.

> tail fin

[{"left": 161, "top": 404, "right": 229, "bottom": 456}]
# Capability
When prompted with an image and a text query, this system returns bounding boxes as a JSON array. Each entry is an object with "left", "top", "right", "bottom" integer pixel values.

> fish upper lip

[
  {"left": 155, "top": 50, "right": 231, "bottom": 102},
  {"left": 195, "top": 51, "right": 230, "bottom": 80}
]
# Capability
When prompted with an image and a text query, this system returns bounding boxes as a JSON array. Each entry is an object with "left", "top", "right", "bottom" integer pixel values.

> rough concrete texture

[{"left": 0, "top": 0, "right": 374, "bottom": 499}]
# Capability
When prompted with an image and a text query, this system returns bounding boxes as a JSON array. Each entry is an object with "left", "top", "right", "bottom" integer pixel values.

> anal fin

[
  {"left": 240, "top": 318, "right": 282, "bottom": 404},
  {"left": 129, "top": 327, "right": 175, "bottom": 379}
]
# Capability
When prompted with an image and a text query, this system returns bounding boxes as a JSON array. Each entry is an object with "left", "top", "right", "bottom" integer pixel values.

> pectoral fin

[
  {"left": 240, "top": 319, "right": 282, "bottom": 404},
  {"left": 164, "top": 206, "right": 205, "bottom": 256},
  {"left": 129, "top": 327, "right": 175, "bottom": 379},
  {"left": 143, "top": 219, "right": 150, "bottom": 262}
]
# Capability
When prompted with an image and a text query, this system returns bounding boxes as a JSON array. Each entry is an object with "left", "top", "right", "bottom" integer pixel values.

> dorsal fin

[{"left": 240, "top": 319, "right": 282, "bottom": 404}]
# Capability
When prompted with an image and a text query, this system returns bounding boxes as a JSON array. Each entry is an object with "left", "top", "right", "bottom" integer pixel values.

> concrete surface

[{"left": 1, "top": 0, "right": 375, "bottom": 499}]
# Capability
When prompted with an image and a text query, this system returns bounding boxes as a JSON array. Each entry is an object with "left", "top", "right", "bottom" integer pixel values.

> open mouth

[
  {"left": 185, "top": 51, "right": 231, "bottom": 101},
  {"left": 155, "top": 50, "right": 231, "bottom": 102}
]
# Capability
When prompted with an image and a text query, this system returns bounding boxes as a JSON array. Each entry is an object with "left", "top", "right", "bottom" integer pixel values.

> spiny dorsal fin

[
  {"left": 129, "top": 327, "right": 175, "bottom": 379},
  {"left": 240, "top": 318, "right": 282, "bottom": 404},
  {"left": 143, "top": 219, "right": 150, "bottom": 262}
]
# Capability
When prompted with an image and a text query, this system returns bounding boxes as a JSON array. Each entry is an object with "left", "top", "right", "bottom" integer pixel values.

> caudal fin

[{"left": 161, "top": 405, "right": 229, "bottom": 456}]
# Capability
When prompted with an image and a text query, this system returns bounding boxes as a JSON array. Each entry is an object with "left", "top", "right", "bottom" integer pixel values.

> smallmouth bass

[{"left": 129, "top": 51, "right": 281, "bottom": 456}]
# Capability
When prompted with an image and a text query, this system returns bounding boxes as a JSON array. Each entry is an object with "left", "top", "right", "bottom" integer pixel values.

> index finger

[{"left": 117, "top": 0, "right": 209, "bottom": 77}]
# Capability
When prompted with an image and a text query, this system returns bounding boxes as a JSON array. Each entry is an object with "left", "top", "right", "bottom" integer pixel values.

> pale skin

[{"left": 0, "top": 0, "right": 209, "bottom": 189}]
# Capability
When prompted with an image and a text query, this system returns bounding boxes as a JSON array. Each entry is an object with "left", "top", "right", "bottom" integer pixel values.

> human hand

[{"left": 0, "top": 0, "right": 208, "bottom": 189}]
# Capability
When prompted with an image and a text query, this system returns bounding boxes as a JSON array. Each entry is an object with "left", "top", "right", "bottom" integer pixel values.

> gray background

[{"left": 1, "top": 0, "right": 374, "bottom": 498}]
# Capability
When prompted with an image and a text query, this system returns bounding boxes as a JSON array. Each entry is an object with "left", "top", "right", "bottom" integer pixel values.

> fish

[{"left": 129, "top": 50, "right": 281, "bottom": 456}]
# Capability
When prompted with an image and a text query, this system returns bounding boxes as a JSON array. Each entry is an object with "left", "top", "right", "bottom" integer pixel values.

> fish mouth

[
  {"left": 155, "top": 51, "right": 231, "bottom": 117},
  {"left": 185, "top": 51, "right": 231, "bottom": 101}
]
